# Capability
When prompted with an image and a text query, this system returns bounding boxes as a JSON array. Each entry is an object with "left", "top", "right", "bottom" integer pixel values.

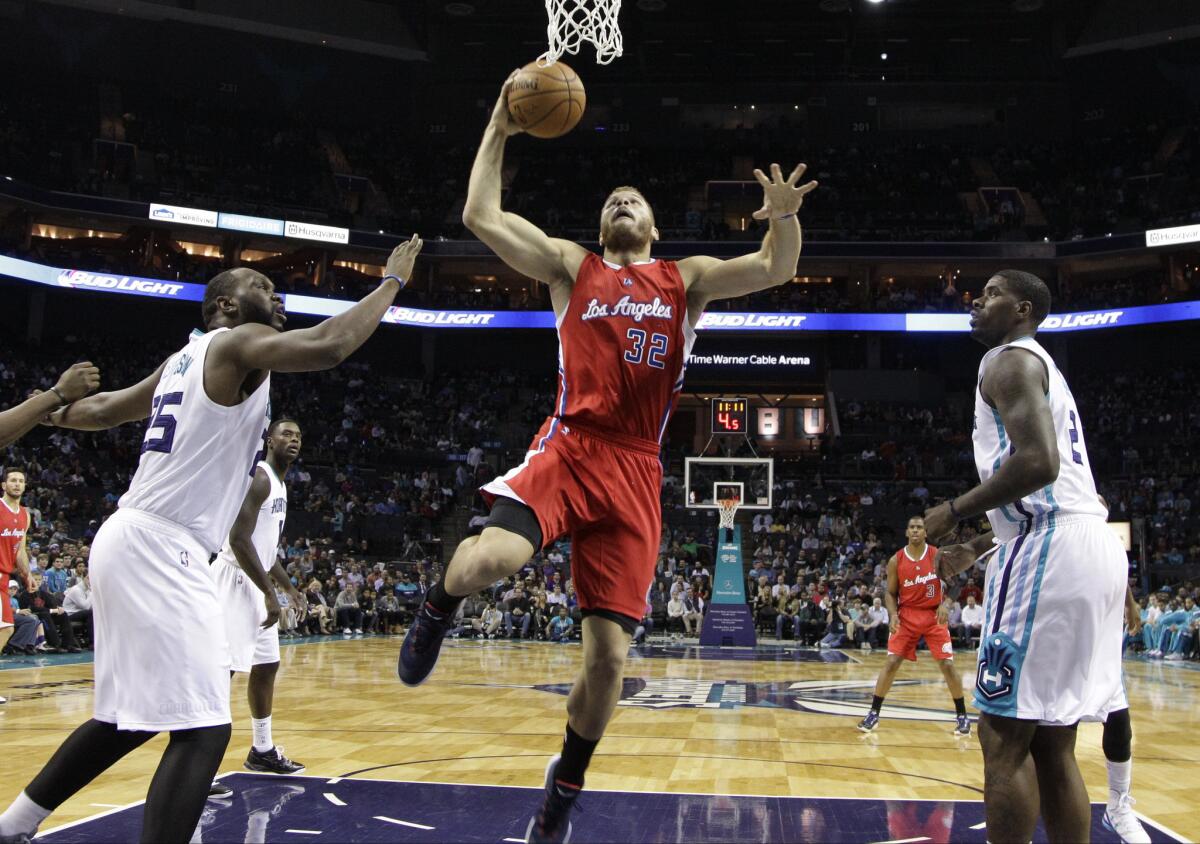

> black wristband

[
  {"left": 49, "top": 386, "right": 68, "bottom": 407},
  {"left": 382, "top": 274, "right": 407, "bottom": 289}
]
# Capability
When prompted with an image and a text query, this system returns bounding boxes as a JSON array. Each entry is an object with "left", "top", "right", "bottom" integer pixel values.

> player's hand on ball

[
  {"left": 923, "top": 501, "right": 957, "bottom": 543},
  {"left": 751, "top": 163, "right": 818, "bottom": 221},
  {"left": 384, "top": 234, "right": 423, "bottom": 287},
  {"left": 492, "top": 70, "right": 526, "bottom": 137},
  {"left": 54, "top": 361, "right": 101, "bottom": 403}
]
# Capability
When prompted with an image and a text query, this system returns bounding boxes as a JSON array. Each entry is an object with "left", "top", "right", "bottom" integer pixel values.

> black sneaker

[
  {"left": 398, "top": 603, "right": 454, "bottom": 687},
  {"left": 525, "top": 755, "right": 581, "bottom": 844},
  {"left": 208, "top": 781, "right": 234, "bottom": 799},
  {"left": 245, "top": 746, "right": 306, "bottom": 775}
]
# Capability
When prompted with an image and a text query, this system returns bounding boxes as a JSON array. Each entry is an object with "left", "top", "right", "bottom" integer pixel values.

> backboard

[{"left": 684, "top": 457, "right": 773, "bottom": 511}]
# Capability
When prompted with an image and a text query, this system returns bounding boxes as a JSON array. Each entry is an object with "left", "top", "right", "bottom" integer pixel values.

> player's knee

[
  {"left": 467, "top": 537, "right": 525, "bottom": 579},
  {"left": 585, "top": 649, "right": 627, "bottom": 687}
]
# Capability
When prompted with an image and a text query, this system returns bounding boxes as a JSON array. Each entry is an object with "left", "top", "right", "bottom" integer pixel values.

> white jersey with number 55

[
  {"left": 972, "top": 335, "right": 1107, "bottom": 542},
  {"left": 119, "top": 328, "right": 272, "bottom": 553}
]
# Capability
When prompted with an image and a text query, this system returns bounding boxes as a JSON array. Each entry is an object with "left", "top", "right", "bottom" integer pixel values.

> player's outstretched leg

[
  {"left": 0, "top": 719, "right": 157, "bottom": 842},
  {"left": 935, "top": 657, "right": 971, "bottom": 736},
  {"left": 399, "top": 526, "right": 535, "bottom": 686},
  {"left": 977, "top": 714, "right": 1040, "bottom": 844},
  {"left": 858, "top": 654, "right": 904, "bottom": 732},
  {"left": 1101, "top": 707, "right": 1150, "bottom": 843},
  {"left": 527, "top": 616, "right": 632, "bottom": 844}
]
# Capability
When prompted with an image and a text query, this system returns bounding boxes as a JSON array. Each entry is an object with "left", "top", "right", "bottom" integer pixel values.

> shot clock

[{"left": 710, "top": 397, "right": 748, "bottom": 434}]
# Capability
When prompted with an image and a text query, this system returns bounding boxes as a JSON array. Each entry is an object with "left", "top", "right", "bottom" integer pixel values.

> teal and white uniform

[{"left": 972, "top": 336, "right": 1126, "bottom": 725}]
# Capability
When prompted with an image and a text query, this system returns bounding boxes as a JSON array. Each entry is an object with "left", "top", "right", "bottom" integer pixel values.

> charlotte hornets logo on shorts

[{"left": 975, "top": 632, "right": 1018, "bottom": 702}]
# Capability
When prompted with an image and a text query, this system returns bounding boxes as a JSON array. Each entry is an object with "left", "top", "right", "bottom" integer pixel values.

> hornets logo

[{"left": 975, "top": 632, "right": 1018, "bottom": 701}]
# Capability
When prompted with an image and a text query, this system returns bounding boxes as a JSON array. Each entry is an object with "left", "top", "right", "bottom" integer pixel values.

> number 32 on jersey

[{"left": 624, "top": 328, "right": 668, "bottom": 369}]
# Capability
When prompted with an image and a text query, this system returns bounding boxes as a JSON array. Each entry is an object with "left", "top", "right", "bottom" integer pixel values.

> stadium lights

[
  {"left": 866, "top": 0, "right": 886, "bottom": 5},
  {"left": 881, "top": 52, "right": 888, "bottom": 60}
]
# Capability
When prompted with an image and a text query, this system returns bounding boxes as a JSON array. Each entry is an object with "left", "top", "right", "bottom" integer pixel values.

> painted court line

[
  {"left": 503, "top": 838, "right": 526, "bottom": 843},
  {"left": 323, "top": 792, "right": 346, "bottom": 806},
  {"left": 375, "top": 816, "right": 435, "bottom": 831},
  {"left": 285, "top": 830, "right": 322, "bottom": 835},
  {"left": 873, "top": 837, "right": 930, "bottom": 844},
  {"left": 970, "top": 822, "right": 987, "bottom": 830}
]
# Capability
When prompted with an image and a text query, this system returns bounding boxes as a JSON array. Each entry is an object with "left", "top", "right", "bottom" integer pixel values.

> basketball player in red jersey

[
  {"left": 0, "top": 467, "right": 34, "bottom": 706},
  {"left": 399, "top": 72, "right": 817, "bottom": 844},
  {"left": 857, "top": 516, "right": 970, "bottom": 736}
]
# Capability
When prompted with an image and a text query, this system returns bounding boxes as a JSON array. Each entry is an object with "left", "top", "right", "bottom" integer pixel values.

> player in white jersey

[
  {"left": 0, "top": 236, "right": 422, "bottom": 844},
  {"left": 927, "top": 270, "right": 1126, "bottom": 843},
  {"left": 210, "top": 417, "right": 307, "bottom": 786}
]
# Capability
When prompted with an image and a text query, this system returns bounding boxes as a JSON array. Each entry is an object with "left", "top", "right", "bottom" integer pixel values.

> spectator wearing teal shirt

[{"left": 546, "top": 606, "right": 574, "bottom": 643}]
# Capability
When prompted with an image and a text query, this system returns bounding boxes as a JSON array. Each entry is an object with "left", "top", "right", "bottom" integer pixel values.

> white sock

[
  {"left": 245, "top": 809, "right": 270, "bottom": 844},
  {"left": 251, "top": 716, "right": 273, "bottom": 753},
  {"left": 1107, "top": 758, "right": 1132, "bottom": 809},
  {"left": 0, "top": 791, "right": 53, "bottom": 836}
]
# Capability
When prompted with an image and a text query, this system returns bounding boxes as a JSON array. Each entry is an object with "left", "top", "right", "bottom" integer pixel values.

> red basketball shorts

[
  {"left": 888, "top": 608, "right": 954, "bottom": 661},
  {"left": 482, "top": 418, "right": 661, "bottom": 623},
  {"left": 1, "top": 574, "right": 12, "bottom": 626}
]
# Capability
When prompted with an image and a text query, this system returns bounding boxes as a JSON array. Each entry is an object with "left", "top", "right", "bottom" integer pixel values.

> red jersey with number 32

[
  {"left": 0, "top": 502, "right": 29, "bottom": 576},
  {"left": 551, "top": 253, "right": 696, "bottom": 447},
  {"left": 896, "top": 544, "right": 940, "bottom": 612}
]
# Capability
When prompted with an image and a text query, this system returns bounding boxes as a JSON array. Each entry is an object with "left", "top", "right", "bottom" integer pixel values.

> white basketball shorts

[
  {"left": 974, "top": 513, "right": 1126, "bottom": 725},
  {"left": 211, "top": 560, "right": 280, "bottom": 673},
  {"left": 91, "top": 508, "right": 232, "bottom": 731}
]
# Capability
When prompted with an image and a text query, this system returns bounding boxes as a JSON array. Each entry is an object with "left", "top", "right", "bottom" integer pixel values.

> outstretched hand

[
  {"left": 491, "top": 70, "right": 526, "bottom": 137},
  {"left": 384, "top": 234, "right": 424, "bottom": 286},
  {"left": 751, "top": 163, "right": 818, "bottom": 221}
]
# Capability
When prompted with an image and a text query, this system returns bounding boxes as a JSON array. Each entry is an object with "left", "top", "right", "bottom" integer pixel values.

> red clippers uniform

[
  {"left": 887, "top": 543, "right": 954, "bottom": 661},
  {"left": 0, "top": 501, "right": 29, "bottom": 626},
  {"left": 483, "top": 253, "right": 696, "bottom": 622}
]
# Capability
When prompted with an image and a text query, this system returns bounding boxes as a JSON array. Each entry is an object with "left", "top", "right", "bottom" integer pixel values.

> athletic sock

[
  {"left": 251, "top": 717, "right": 273, "bottom": 754},
  {"left": 246, "top": 809, "right": 270, "bottom": 843},
  {"left": 425, "top": 581, "right": 464, "bottom": 617},
  {"left": 0, "top": 791, "right": 53, "bottom": 837},
  {"left": 555, "top": 723, "right": 599, "bottom": 789},
  {"left": 1106, "top": 759, "right": 1132, "bottom": 810},
  {"left": 871, "top": 695, "right": 884, "bottom": 713},
  {"left": 953, "top": 696, "right": 967, "bottom": 717}
]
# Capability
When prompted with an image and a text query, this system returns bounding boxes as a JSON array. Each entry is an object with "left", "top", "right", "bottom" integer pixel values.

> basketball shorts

[
  {"left": 482, "top": 419, "right": 661, "bottom": 624},
  {"left": 91, "top": 508, "right": 232, "bottom": 731},
  {"left": 888, "top": 609, "right": 954, "bottom": 662},
  {"left": 1, "top": 573, "right": 11, "bottom": 627},
  {"left": 211, "top": 560, "right": 281, "bottom": 673},
  {"left": 975, "top": 513, "right": 1126, "bottom": 726}
]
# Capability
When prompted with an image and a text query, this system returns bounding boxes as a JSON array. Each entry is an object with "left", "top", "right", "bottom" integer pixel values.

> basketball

[{"left": 506, "top": 60, "right": 586, "bottom": 139}]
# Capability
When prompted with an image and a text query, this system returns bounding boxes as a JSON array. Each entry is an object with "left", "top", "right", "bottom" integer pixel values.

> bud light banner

[{"left": 3, "top": 255, "right": 1198, "bottom": 333}]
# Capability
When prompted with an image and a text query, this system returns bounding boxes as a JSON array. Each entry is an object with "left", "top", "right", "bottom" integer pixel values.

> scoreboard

[{"left": 710, "top": 397, "right": 748, "bottom": 434}]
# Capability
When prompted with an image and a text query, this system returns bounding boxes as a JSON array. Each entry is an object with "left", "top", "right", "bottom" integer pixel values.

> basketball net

[
  {"left": 540, "top": 0, "right": 623, "bottom": 66},
  {"left": 717, "top": 497, "right": 740, "bottom": 533}
]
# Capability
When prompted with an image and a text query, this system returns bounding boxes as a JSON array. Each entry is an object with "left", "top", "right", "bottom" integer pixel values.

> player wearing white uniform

[
  {"left": 0, "top": 236, "right": 422, "bottom": 844},
  {"left": 210, "top": 418, "right": 307, "bottom": 788},
  {"left": 929, "top": 270, "right": 1126, "bottom": 844}
]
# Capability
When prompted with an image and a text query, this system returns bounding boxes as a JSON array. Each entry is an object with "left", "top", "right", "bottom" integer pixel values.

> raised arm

[
  {"left": 924, "top": 349, "right": 1057, "bottom": 541},
  {"left": 0, "top": 362, "right": 100, "bottom": 445},
  {"left": 680, "top": 163, "right": 818, "bottom": 317},
  {"left": 212, "top": 237, "right": 422, "bottom": 379},
  {"left": 461, "top": 73, "right": 588, "bottom": 294},
  {"left": 49, "top": 361, "right": 167, "bottom": 431}
]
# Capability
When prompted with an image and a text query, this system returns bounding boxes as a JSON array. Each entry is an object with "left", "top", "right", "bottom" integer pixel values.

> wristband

[
  {"left": 49, "top": 386, "right": 68, "bottom": 407},
  {"left": 383, "top": 274, "right": 407, "bottom": 289},
  {"left": 948, "top": 499, "right": 964, "bottom": 521},
  {"left": 772, "top": 212, "right": 797, "bottom": 221}
]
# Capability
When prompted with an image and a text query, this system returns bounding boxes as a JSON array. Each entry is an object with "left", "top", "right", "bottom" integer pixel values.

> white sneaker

[
  {"left": 860, "top": 643, "right": 871, "bottom": 651},
  {"left": 0, "top": 694, "right": 6, "bottom": 704},
  {"left": 354, "top": 629, "right": 363, "bottom": 637},
  {"left": 1102, "top": 794, "right": 1150, "bottom": 844},
  {"left": 1165, "top": 652, "right": 1183, "bottom": 661},
  {"left": 342, "top": 629, "right": 352, "bottom": 638}
]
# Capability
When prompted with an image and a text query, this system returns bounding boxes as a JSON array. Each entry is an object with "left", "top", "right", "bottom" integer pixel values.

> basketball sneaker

[
  {"left": 525, "top": 755, "right": 580, "bottom": 844},
  {"left": 398, "top": 603, "right": 454, "bottom": 686},
  {"left": 1102, "top": 794, "right": 1150, "bottom": 844},
  {"left": 953, "top": 715, "right": 971, "bottom": 737},
  {"left": 245, "top": 746, "right": 306, "bottom": 775},
  {"left": 208, "top": 781, "right": 234, "bottom": 799},
  {"left": 857, "top": 711, "right": 880, "bottom": 732}
]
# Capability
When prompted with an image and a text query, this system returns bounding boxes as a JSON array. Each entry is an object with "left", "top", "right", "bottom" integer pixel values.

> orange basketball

[{"left": 506, "top": 60, "right": 586, "bottom": 139}]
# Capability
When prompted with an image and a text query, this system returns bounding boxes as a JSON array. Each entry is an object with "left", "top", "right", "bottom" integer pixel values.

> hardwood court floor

[{"left": 2, "top": 636, "right": 1197, "bottom": 841}]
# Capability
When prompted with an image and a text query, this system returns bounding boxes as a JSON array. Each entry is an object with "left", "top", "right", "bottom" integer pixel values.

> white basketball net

[
  {"left": 540, "top": 0, "right": 623, "bottom": 66},
  {"left": 717, "top": 498, "right": 740, "bottom": 531}
]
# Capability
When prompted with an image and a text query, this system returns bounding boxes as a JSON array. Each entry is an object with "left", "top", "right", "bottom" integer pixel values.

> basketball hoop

[
  {"left": 716, "top": 497, "right": 740, "bottom": 532},
  {"left": 540, "top": 0, "right": 623, "bottom": 67}
]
